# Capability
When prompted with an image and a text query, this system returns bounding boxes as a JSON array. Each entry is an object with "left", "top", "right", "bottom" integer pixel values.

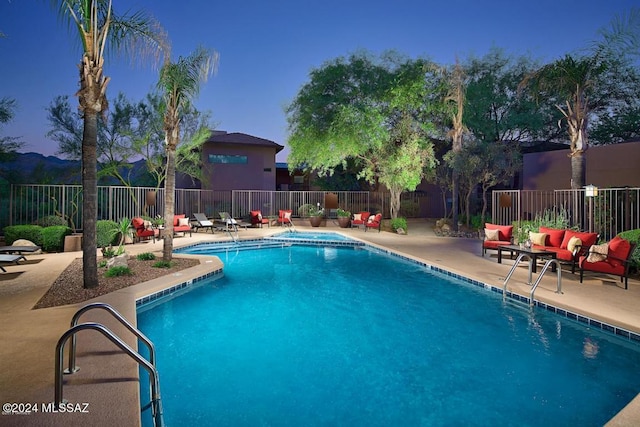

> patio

[{"left": 0, "top": 219, "right": 639, "bottom": 426}]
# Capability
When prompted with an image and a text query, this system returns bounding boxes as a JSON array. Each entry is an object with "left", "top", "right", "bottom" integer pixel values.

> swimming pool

[{"left": 138, "top": 244, "right": 640, "bottom": 426}]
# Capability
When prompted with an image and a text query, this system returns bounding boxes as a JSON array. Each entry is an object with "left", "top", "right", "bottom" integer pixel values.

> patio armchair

[
  {"left": 578, "top": 236, "right": 636, "bottom": 289},
  {"left": 250, "top": 210, "right": 270, "bottom": 228},
  {"left": 351, "top": 212, "right": 371, "bottom": 228},
  {"left": 173, "top": 214, "right": 193, "bottom": 237},
  {"left": 481, "top": 223, "right": 513, "bottom": 256},
  {"left": 131, "top": 217, "right": 158, "bottom": 243},
  {"left": 364, "top": 213, "right": 383, "bottom": 232},
  {"left": 277, "top": 209, "right": 293, "bottom": 227}
]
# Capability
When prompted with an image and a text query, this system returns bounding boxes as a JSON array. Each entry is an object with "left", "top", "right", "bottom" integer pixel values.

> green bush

[
  {"left": 3, "top": 225, "right": 44, "bottom": 246},
  {"left": 390, "top": 217, "right": 408, "bottom": 233},
  {"left": 34, "top": 215, "right": 67, "bottom": 227},
  {"left": 96, "top": 220, "right": 119, "bottom": 248},
  {"left": 105, "top": 266, "right": 133, "bottom": 277},
  {"left": 137, "top": 252, "right": 156, "bottom": 261},
  {"left": 399, "top": 200, "right": 419, "bottom": 218},
  {"left": 617, "top": 229, "right": 640, "bottom": 271},
  {"left": 41, "top": 226, "right": 72, "bottom": 252},
  {"left": 153, "top": 260, "right": 173, "bottom": 269}
]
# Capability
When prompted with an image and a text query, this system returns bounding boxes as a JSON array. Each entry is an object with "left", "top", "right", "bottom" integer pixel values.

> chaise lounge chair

[
  {"left": 193, "top": 213, "right": 215, "bottom": 233},
  {"left": 0, "top": 245, "right": 41, "bottom": 254},
  {"left": 218, "top": 212, "right": 250, "bottom": 232},
  {"left": 0, "top": 254, "right": 27, "bottom": 272}
]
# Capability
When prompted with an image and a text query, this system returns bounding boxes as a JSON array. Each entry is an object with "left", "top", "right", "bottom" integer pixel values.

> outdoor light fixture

[{"left": 585, "top": 184, "right": 599, "bottom": 197}]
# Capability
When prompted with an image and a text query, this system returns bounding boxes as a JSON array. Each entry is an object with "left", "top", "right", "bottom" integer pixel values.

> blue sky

[{"left": 0, "top": 0, "right": 636, "bottom": 161}]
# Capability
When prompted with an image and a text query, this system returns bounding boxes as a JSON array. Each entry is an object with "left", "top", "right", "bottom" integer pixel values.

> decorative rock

[
  {"left": 441, "top": 223, "right": 451, "bottom": 232},
  {"left": 12, "top": 239, "right": 43, "bottom": 254},
  {"left": 396, "top": 228, "right": 406, "bottom": 235},
  {"left": 106, "top": 253, "right": 128, "bottom": 269}
]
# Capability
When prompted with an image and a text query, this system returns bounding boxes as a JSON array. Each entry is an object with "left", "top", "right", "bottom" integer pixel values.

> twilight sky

[{"left": 0, "top": 0, "right": 636, "bottom": 162}]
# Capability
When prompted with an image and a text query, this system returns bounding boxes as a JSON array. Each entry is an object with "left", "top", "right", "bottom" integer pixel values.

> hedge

[
  {"left": 41, "top": 226, "right": 73, "bottom": 252},
  {"left": 3, "top": 225, "right": 44, "bottom": 246}
]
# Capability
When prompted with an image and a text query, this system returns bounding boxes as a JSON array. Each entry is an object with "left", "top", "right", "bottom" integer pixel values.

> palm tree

[
  {"left": 157, "top": 46, "right": 218, "bottom": 262},
  {"left": 519, "top": 9, "right": 640, "bottom": 189},
  {"left": 52, "top": 0, "right": 168, "bottom": 288}
]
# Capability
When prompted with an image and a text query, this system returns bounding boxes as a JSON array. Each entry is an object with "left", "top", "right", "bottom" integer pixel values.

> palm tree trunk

[
  {"left": 571, "top": 153, "right": 585, "bottom": 189},
  {"left": 163, "top": 145, "right": 176, "bottom": 262},
  {"left": 82, "top": 112, "right": 99, "bottom": 288}
]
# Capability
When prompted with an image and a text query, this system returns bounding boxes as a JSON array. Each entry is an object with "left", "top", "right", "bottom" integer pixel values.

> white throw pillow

[
  {"left": 529, "top": 232, "right": 547, "bottom": 246},
  {"left": 354, "top": 213, "right": 362, "bottom": 221},
  {"left": 284, "top": 211, "right": 292, "bottom": 220},
  {"left": 587, "top": 243, "right": 608, "bottom": 263},
  {"left": 484, "top": 228, "right": 499, "bottom": 241},
  {"left": 178, "top": 218, "right": 189, "bottom": 226}
]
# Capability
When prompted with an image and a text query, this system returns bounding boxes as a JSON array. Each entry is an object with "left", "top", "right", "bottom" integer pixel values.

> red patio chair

[
  {"left": 250, "top": 210, "right": 270, "bottom": 228},
  {"left": 365, "top": 213, "right": 382, "bottom": 232},
  {"left": 277, "top": 210, "right": 293, "bottom": 227},
  {"left": 578, "top": 236, "right": 636, "bottom": 289},
  {"left": 132, "top": 217, "right": 157, "bottom": 243}
]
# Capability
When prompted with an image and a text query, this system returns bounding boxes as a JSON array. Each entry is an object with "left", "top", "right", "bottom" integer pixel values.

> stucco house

[{"left": 200, "top": 131, "right": 284, "bottom": 191}]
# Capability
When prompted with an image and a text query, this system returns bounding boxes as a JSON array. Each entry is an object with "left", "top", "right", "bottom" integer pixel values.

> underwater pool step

[{"left": 185, "top": 241, "right": 292, "bottom": 254}]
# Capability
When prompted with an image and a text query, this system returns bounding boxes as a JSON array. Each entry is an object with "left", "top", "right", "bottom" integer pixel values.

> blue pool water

[{"left": 138, "top": 245, "right": 640, "bottom": 426}]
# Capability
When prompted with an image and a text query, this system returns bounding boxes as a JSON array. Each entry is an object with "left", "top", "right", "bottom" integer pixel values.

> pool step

[{"left": 185, "top": 241, "right": 291, "bottom": 254}]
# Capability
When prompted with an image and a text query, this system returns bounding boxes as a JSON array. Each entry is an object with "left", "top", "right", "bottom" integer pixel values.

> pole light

[{"left": 585, "top": 185, "right": 598, "bottom": 232}]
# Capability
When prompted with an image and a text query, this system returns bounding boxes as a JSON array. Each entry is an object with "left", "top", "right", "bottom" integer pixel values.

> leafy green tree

[
  {"left": 464, "top": 49, "right": 560, "bottom": 143},
  {"left": 157, "top": 46, "right": 218, "bottom": 261},
  {"left": 51, "top": 0, "right": 168, "bottom": 288},
  {"left": 0, "top": 97, "right": 23, "bottom": 162},
  {"left": 287, "top": 51, "right": 439, "bottom": 219},
  {"left": 519, "top": 9, "right": 640, "bottom": 189}
]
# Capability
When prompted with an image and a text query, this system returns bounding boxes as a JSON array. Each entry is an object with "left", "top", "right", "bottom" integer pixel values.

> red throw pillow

[
  {"left": 539, "top": 227, "right": 565, "bottom": 247},
  {"left": 607, "top": 236, "right": 631, "bottom": 268},
  {"left": 485, "top": 223, "right": 513, "bottom": 241},
  {"left": 360, "top": 212, "right": 371, "bottom": 221},
  {"left": 561, "top": 230, "right": 598, "bottom": 249}
]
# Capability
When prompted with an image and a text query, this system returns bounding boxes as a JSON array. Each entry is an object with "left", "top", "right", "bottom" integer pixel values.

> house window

[{"left": 208, "top": 154, "right": 248, "bottom": 164}]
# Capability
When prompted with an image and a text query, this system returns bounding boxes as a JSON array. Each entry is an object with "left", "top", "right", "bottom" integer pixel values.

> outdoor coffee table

[{"left": 497, "top": 244, "right": 557, "bottom": 274}]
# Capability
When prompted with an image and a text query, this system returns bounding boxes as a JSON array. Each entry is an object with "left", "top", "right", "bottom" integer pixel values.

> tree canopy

[{"left": 286, "top": 51, "right": 439, "bottom": 218}]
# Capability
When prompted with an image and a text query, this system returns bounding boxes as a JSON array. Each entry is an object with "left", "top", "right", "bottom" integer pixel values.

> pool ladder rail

[
  {"left": 502, "top": 254, "right": 563, "bottom": 308},
  {"left": 54, "top": 303, "right": 164, "bottom": 427}
]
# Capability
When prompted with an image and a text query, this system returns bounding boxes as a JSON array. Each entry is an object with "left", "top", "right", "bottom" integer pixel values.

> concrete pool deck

[{"left": 1, "top": 219, "right": 639, "bottom": 426}]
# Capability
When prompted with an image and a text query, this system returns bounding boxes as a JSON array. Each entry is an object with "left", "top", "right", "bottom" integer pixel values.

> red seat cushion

[
  {"left": 483, "top": 240, "right": 512, "bottom": 249},
  {"left": 561, "top": 230, "right": 598, "bottom": 250},
  {"left": 485, "top": 223, "right": 513, "bottom": 242},
  {"left": 538, "top": 227, "right": 565, "bottom": 247},
  {"left": 579, "top": 256, "right": 624, "bottom": 275}
]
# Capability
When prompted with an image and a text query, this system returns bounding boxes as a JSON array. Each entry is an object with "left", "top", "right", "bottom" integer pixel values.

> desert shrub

[
  {"left": 399, "top": 200, "right": 419, "bottom": 218},
  {"left": 297, "top": 204, "right": 316, "bottom": 217},
  {"left": 153, "top": 260, "right": 173, "bottom": 269},
  {"left": 390, "top": 217, "right": 408, "bottom": 233},
  {"left": 137, "top": 252, "right": 156, "bottom": 261},
  {"left": 617, "top": 229, "right": 640, "bottom": 271},
  {"left": 3, "top": 225, "right": 44, "bottom": 246},
  {"left": 96, "top": 220, "right": 119, "bottom": 248},
  {"left": 98, "top": 260, "right": 108, "bottom": 268},
  {"left": 34, "top": 215, "right": 67, "bottom": 227},
  {"left": 41, "top": 226, "right": 72, "bottom": 252},
  {"left": 105, "top": 266, "right": 133, "bottom": 277}
]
